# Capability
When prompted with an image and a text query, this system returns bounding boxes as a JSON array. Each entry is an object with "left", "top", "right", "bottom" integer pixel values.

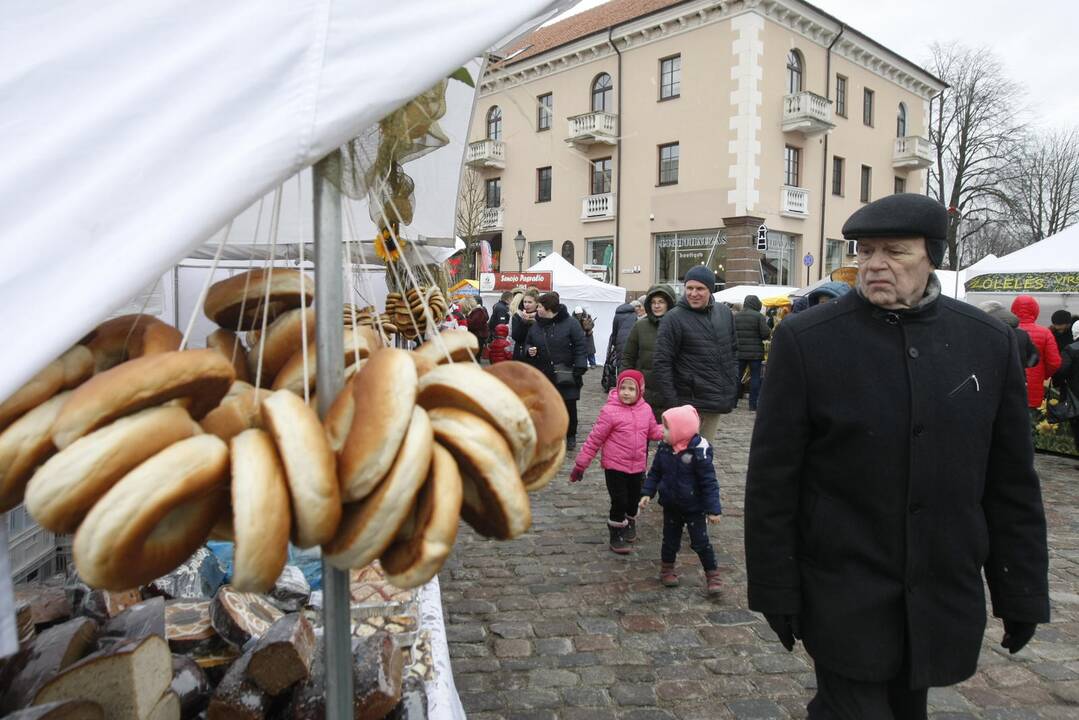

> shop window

[
  {"left": 654, "top": 229, "right": 727, "bottom": 289},
  {"left": 529, "top": 241, "right": 553, "bottom": 266},
  {"left": 762, "top": 231, "right": 796, "bottom": 286}
]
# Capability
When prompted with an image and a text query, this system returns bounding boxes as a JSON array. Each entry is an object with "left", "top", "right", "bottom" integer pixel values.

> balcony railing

[
  {"left": 581, "top": 192, "right": 616, "bottom": 221},
  {"left": 9, "top": 524, "right": 55, "bottom": 578},
  {"left": 893, "top": 135, "right": 933, "bottom": 170},
  {"left": 780, "top": 186, "right": 810, "bottom": 217},
  {"left": 480, "top": 206, "right": 504, "bottom": 231},
  {"left": 566, "top": 111, "right": 618, "bottom": 146},
  {"left": 465, "top": 139, "right": 506, "bottom": 169},
  {"left": 782, "top": 91, "right": 835, "bottom": 135}
]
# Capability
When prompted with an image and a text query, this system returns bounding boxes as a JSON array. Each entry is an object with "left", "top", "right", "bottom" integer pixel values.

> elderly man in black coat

[
  {"left": 653, "top": 265, "right": 739, "bottom": 443},
  {"left": 745, "top": 194, "right": 1049, "bottom": 719}
]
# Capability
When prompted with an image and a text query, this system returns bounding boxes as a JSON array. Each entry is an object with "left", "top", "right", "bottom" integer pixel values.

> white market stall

[
  {"left": 713, "top": 284, "right": 799, "bottom": 306},
  {"left": 482, "top": 253, "right": 627, "bottom": 364},
  {"left": 964, "top": 228, "right": 1079, "bottom": 322}
]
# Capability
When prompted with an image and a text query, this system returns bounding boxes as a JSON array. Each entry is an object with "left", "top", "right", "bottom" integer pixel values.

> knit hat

[
  {"left": 494, "top": 323, "right": 509, "bottom": 337},
  {"left": 662, "top": 405, "right": 700, "bottom": 453},
  {"left": 616, "top": 369, "right": 645, "bottom": 399},
  {"left": 841, "top": 193, "right": 949, "bottom": 267},
  {"left": 683, "top": 265, "right": 716, "bottom": 290},
  {"left": 1052, "top": 309, "right": 1073, "bottom": 325}
]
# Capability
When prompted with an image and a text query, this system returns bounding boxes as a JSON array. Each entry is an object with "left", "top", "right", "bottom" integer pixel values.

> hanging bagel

[
  {"left": 199, "top": 381, "right": 264, "bottom": 442},
  {"left": 204, "top": 268, "right": 313, "bottom": 330},
  {"left": 83, "top": 314, "right": 183, "bottom": 372},
  {"left": 269, "top": 331, "right": 369, "bottom": 396},
  {"left": 229, "top": 429, "right": 290, "bottom": 593},
  {"left": 0, "top": 358, "right": 65, "bottom": 432},
  {"left": 206, "top": 329, "right": 251, "bottom": 384},
  {"left": 58, "top": 345, "right": 95, "bottom": 390},
  {"left": 413, "top": 329, "right": 478, "bottom": 365},
  {"left": 0, "top": 392, "right": 70, "bottom": 513},
  {"left": 247, "top": 307, "right": 316, "bottom": 385}
]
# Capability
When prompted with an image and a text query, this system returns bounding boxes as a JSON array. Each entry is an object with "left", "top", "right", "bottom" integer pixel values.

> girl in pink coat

[{"left": 569, "top": 369, "right": 663, "bottom": 554}]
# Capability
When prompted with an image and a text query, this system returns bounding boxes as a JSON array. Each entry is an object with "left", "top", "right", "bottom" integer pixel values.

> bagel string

[
  {"left": 179, "top": 220, "right": 232, "bottom": 351},
  {"left": 344, "top": 200, "right": 389, "bottom": 344},
  {"left": 120, "top": 276, "right": 164, "bottom": 360},
  {"left": 296, "top": 190, "right": 311, "bottom": 407},
  {"left": 252, "top": 186, "right": 284, "bottom": 399},
  {"left": 229, "top": 195, "right": 267, "bottom": 368}
]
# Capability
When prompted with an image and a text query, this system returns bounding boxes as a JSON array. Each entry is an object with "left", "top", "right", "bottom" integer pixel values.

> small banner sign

[
  {"left": 479, "top": 271, "right": 553, "bottom": 292},
  {"left": 965, "top": 273, "right": 1079, "bottom": 294}
]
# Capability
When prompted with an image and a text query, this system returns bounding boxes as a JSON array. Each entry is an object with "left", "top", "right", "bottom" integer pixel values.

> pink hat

[{"left": 662, "top": 405, "right": 700, "bottom": 453}]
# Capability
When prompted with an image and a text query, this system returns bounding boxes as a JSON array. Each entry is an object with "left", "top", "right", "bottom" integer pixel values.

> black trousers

[
  {"left": 604, "top": 469, "right": 643, "bottom": 523},
  {"left": 564, "top": 397, "right": 578, "bottom": 440},
  {"left": 807, "top": 663, "right": 928, "bottom": 719},
  {"left": 660, "top": 507, "right": 717, "bottom": 571}
]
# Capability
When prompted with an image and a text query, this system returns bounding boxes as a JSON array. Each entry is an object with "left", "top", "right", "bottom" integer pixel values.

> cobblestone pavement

[{"left": 439, "top": 372, "right": 1079, "bottom": 719}]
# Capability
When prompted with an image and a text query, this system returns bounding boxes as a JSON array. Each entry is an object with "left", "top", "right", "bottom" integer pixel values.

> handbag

[
  {"left": 1047, "top": 385, "right": 1079, "bottom": 423},
  {"left": 601, "top": 349, "right": 619, "bottom": 392},
  {"left": 552, "top": 364, "right": 577, "bottom": 388}
]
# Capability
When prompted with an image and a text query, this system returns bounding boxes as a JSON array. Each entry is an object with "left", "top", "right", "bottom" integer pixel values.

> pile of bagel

[
  {"left": 383, "top": 285, "right": 447, "bottom": 340},
  {"left": 0, "top": 267, "right": 567, "bottom": 598}
]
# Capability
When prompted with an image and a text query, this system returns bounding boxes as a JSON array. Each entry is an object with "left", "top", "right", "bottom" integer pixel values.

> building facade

[{"left": 464, "top": 0, "right": 945, "bottom": 296}]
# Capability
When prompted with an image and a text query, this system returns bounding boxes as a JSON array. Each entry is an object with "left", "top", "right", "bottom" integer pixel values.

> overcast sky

[{"left": 553, "top": 0, "right": 1078, "bottom": 130}]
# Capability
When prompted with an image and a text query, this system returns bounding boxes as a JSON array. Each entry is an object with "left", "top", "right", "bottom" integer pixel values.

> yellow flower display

[{"left": 374, "top": 224, "right": 406, "bottom": 263}]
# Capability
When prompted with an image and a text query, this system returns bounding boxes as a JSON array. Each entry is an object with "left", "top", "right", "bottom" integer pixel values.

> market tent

[
  {"left": 713, "top": 284, "right": 798, "bottom": 306},
  {"left": 970, "top": 229, "right": 1078, "bottom": 275},
  {"left": 0, "top": 0, "right": 575, "bottom": 402}
]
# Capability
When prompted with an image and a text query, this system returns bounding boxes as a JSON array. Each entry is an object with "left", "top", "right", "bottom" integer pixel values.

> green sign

[{"left": 965, "top": 272, "right": 1079, "bottom": 293}]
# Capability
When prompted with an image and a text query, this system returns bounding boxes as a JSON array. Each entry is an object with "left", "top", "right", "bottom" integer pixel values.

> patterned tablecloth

[{"left": 416, "top": 576, "right": 466, "bottom": 719}]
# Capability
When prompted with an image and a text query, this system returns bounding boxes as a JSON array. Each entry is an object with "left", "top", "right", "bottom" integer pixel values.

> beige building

[{"left": 463, "top": 0, "right": 946, "bottom": 296}]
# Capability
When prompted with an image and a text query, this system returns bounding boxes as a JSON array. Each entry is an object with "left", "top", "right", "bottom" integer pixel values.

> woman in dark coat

[
  {"left": 525, "top": 291, "right": 588, "bottom": 449},
  {"left": 510, "top": 289, "right": 539, "bottom": 361},
  {"left": 1055, "top": 319, "right": 1079, "bottom": 453},
  {"left": 621, "top": 284, "right": 676, "bottom": 421}
]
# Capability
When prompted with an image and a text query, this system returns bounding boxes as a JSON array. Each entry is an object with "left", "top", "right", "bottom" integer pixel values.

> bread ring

[
  {"left": 85, "top": 314, "right": 181, "bottom": 372},
  {"left": 324, "top": 377, "right": 356, "bottom": 454},
  {"left": 414, "top": 330, "right": 478, "bottom": 365},
  {"left": 199, "top": 381, "right": 264, "bottom": 442},
  {"left": 0, "top": 392, "right": 69, "bottom": 512},
  {"left": 204, "top": 269, "right": 313, "bottom": 330},
  {"left": 26, "top": 405, "right": 202, "bottom": 533},
  {"left": 1, "top": 359, "right": 65, "bottom": 435},
  {"left": 270, "top": 331, "right": 370, "bottom": 396},
  {"left": 324, "top": 407, "right": 433, "bottom": 569},
  {"left": 206, "top": 329, "right": 251, "bottom": 384},
  {"left": 417, "top": 363, "right": 537, "bottom": 474},
  {"left": 428, "top": 407, "right": 530, "bottom": 540},
  {"left": 337, "top": 349, "right": 417, "bottom": 502},
  {"left": 380, "top": 443, "right": 462, "bottom": 588},
  {"left": 260, "top": 390, "right": 340, "bottom": 548},
  {"left": 246, "top": 307, "right": 315, "bottom": 385},
  {"left": 73, "top": 434, "right": 229, "bottom": 590},
  {"left": 486, "top": 361, "right": 569, "bottom": 491},
  {"left": 58, "top": 346, "right": 95, "bottom": 389},
  {"left": 51, "top": 349, "right": 235, "bottom": 450},
  {"left": 229, "top": 429, "right": 290, "bottom": 593}
]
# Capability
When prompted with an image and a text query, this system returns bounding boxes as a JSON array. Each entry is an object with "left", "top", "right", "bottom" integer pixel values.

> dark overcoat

[
  {"left": 524, "top": 305, "right": 588, "bottom": 401},
  {"left": 734, "top": 296, "right": 770, "bottom": 361},
  {"left": 652, "top": 295, "right": 739, "bottom": 414},
  {"left": 744, "top": 287, "right": 1050, "bottom": 688},
  {"left": 621, "top": 284, "right": 676, "bottom": 418}
]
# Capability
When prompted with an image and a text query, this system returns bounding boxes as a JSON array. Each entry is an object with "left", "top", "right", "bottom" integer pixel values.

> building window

[
  {"left": 591, "top": 157, "right": 612, "bottom": 195},
  {"left": 486, "top": 106, "right": 502, "bottom": 140},
  {"left": 587, "top": 237, "right": 614, "bottom": 267},
  {"left": 835, "top": 75, "right": 847, "bottom": 117},
  {"left": 863, "top": 88, "right": 874, "bottom": 127},
  {"left": 896, "top": 102, "right": 907, "bottom": 138},
  {"left": 537, "top": 93, "right": 552, "bottom": 131},
  {"left": 832, "top": 156, "right": 844, "bottom": 196},
  {"left": 659, "top": 55, "right": 681, "bottom": 100},
  {"left": 894, "top": 176, "right": 906, "bottom": 194},
  {"left": 786, "top": 50, "right": 803, "bottom": 95},
  {"left": 762, "top": 231, "right": 796, "bottom": 286},
  {"left": 860, "top": 165, "right": 872, "bottom": 203},
  {"left": 536, "top": 167, "right": 552, "bottom": 202},
  {"left": 784, "top": 145, "right": 801, "bottom": 187},
  {"left": 591, "top": 73, "right": 613, "bottom": 113},
  {"left": 485, "top": 177, "right": 501, "bottom": 208},
  {"left": 825, "top": 238, "right": 846, "bottom": 274},
  {"left": 528, "top": 240, "right": 553, "bottom": 266},
  {"left": 561, "top": 241, "right": 575, "bottom": 264},
  {"left": 658, "top": 143, "right": 680, "bottom": 185},
  {"left": 654, "top": 229, "right": 727, "bottom": 288}
]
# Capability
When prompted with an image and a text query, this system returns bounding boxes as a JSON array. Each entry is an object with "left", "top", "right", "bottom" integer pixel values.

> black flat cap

[{"left": 842, "top": 193, "right": 949, "bottom": 267}]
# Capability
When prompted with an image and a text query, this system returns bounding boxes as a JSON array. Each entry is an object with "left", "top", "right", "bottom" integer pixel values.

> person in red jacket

[
  {"left": 569, "top": 369, "right": 663, "bottom": 553},
  {"left": 1011, "top": 295, "right": 1062, "bottom": 410},
  {"left": 487, "top": 324, "right": 512, "bottom": 364}
]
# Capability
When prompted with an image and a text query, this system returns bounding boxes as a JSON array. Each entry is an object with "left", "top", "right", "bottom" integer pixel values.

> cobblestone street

[{"left": 439, "top": 372, "right": 1079, "bottom": 719}]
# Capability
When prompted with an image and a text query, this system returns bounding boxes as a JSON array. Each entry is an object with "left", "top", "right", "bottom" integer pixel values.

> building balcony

[
  {"left": 581, "top": 192, "right": 616, "bottom": 221},
  {"left": 566, "top": 111, "right": 618, "bottom": 146},
  {"left": 480, "top": 206, "right": 504, "bottom": 232},
  {"left": 9, "top": 523, "right": 55, "bottom": 579},
  {"left": 780, "top": 186, "right": 810, "bottom": 218},
  {"left": 892, "top": 135, "right": 933, "bottom": 170},
  {"left": 782, "top": 91, "right": 835, "bottom": 135},
  {"left": 465, "top": 139, "right": 506, "bottom": 169}
]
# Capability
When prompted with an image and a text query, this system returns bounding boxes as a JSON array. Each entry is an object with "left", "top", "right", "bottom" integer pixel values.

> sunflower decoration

[{"left": 374, "top": 223, "right": 406, "bottom": 263}]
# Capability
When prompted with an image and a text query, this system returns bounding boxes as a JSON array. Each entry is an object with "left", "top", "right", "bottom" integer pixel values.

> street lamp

[{"left": 514, "top": 229, "right": 526, "bottom": 272}]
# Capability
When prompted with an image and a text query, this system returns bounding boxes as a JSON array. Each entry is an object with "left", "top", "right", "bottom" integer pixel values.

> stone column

[{"left": 722, "top": 215, "right": 765, "bottom": 288}]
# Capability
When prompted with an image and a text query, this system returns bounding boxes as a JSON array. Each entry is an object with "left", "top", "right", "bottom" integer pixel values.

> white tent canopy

[
  {"left": 969, "top": 227, "right": 1079, "bottom": 275},
  {"left": 0, "top": 0, "right": 575, "bottom": 402},
  {"left": 714, "top": 284, "right": 798, "bottom": 305}
]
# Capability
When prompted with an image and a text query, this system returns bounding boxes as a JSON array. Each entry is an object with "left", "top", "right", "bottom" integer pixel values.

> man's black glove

[
  {"left": 764, "top": 613, "right": 801, "bottom": 652},
  {"left": 1001, "top": 620, "right": 1037, "bottom": 654}
]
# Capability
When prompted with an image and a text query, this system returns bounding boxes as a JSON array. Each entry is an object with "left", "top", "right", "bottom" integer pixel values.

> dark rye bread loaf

[
  {"left": 208, "top": 585, "right": 283, "bottom": 649},
  {"left": 288, "top": 632, "right": 403, "bottom": 719},
  {"left": 205, "top": 649, "right": 270, "bottom": 720},
  {"left": 165, "top": 600, "right": 222, "bottom": 655},
  {"left": 169, "top": 655, "right": 211, "bottom": 720},
  {"left": 2, "top": 617, "right": 98, "bottom": 713},
  {"left": 97, "top": 597, "right": 165, "bottom": 651},
  {"left": 244, "top": 613, "right": 315, "bottom": 696},
  {"left": 1, "top": 700, "right": 104, "bottom": 719}
]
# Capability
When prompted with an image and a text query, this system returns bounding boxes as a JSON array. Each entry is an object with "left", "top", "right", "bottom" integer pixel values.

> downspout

[
  {"left": 608, "top": 26, "right": 623, "bottom": 287},
  {"left": 817, "top": 24, "right": 844, "bottom": 281}
]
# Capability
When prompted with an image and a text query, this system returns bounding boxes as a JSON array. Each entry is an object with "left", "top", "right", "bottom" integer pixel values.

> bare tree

[
  {"left": 927, "top": 43, "right": 1026, "bottom": 269},
  {"left": 1006, "top": 128, "right": 1079, "bottom": 243},
  {"left": 455, "top": 166, "right": 487, "bottom": 278}
]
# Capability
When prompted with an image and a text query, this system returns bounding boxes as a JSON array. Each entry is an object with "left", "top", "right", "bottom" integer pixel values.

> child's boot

[
  {"left": 608, "top": 522, "right": 631, "bottom": 555},
  {"left": 705, "top": 569, "right": 722, "bottom": 595},
  {"left": 660, "top": 561, "right": 679, "bottom": 587},
  {"left": 623, "top": 515, "right": 637, "bottom": 543}
]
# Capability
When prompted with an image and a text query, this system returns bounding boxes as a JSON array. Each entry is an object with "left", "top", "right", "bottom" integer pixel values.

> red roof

[{"left": 502, "top": 0, "right": 685, "bottom": 66}]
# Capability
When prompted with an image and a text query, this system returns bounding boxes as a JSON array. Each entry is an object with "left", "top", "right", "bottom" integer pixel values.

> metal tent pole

[{"left": 313, "top": 159, "right": 353, "bottom": 718}]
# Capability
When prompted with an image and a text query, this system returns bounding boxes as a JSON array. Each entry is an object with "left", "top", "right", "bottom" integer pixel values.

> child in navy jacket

[{"left": 639, "top": 404, "right": 722, "bottom": 594}]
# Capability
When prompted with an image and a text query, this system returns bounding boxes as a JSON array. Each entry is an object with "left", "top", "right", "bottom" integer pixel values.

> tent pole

[{"left": 313, "top": 159, "right": 353, "bottom": 718}]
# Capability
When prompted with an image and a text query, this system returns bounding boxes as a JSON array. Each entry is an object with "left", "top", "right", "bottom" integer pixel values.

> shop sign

[
  {"left": 966, "top": 272, "right": 1079, "bottom": 293},
  {"left": 479, "top": 271, "right": 553, "bottom": 292},
  {"left": 582, "top": 264, "right": 609, "bottom": 281},
  {"left": 655, "top": 230, "right": 726, "bottom": 249}
]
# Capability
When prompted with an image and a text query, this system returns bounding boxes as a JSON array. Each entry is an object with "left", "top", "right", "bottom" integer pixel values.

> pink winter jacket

[{"left": 574, "top": 390, "right": 663, "bottom": 474}]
